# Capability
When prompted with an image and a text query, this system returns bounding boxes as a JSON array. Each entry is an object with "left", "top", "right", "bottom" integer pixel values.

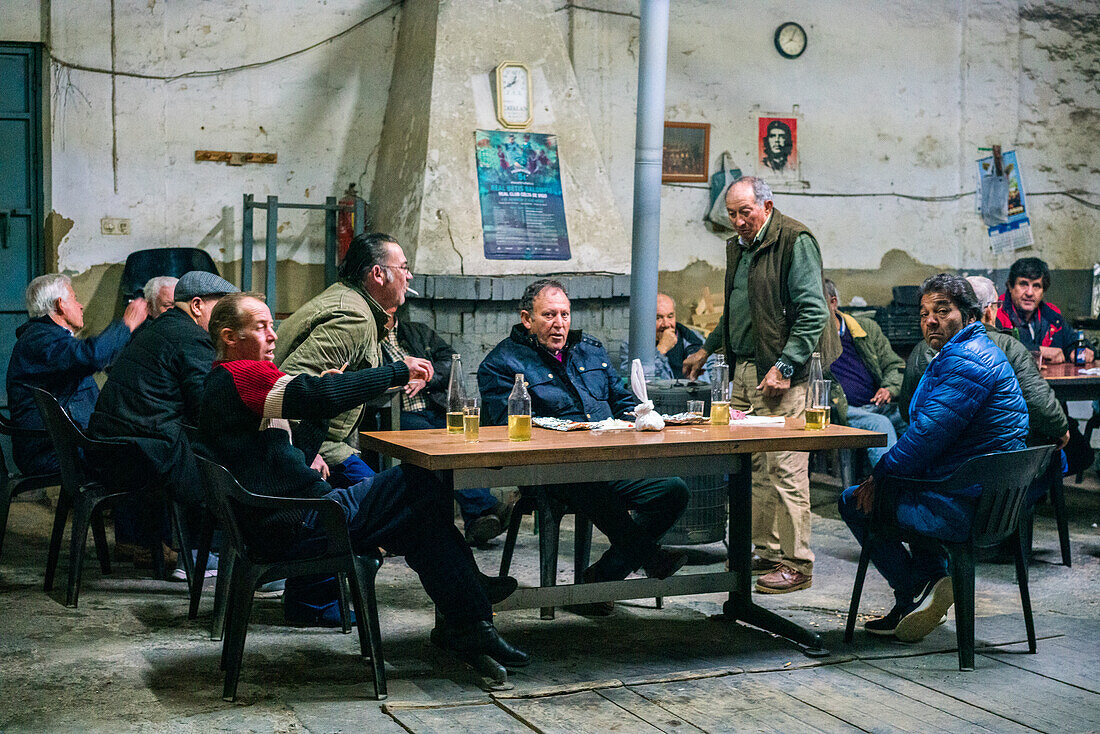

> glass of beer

[
  {"left": 710, "top": 358, "right": 730, "bottom": 425},
  {"left": 805, "top": 380, "right": 830, "bottom": 430},
  {"left": 687, "top": 400, "right": 705, "bottom": 418},
  {"left": 462, "top": 397, "right": 480, "bottom": 443}
]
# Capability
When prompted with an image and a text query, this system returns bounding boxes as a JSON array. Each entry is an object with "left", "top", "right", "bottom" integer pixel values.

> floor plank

[
  {"left": 865, "top": 651, "right": 1100, "bottom": 733},
  {"left": 597, "top": 687, "right": 708, "bottom": 733},
  {"left": 629, "top": 673, "right": 862, "bottom": 733},
  {"left": 384, "top": 702, "right": 532, "bottom": 733},
  {"left": 498, "top": 689, "right": 670, "bottom": 734},
  {"left": 978, "top": 633, "right": 1100, "bottom": 694}
]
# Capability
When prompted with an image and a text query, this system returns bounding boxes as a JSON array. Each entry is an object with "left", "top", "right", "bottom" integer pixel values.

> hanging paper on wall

[
  {"left": 474, "top": 130, "right": 571, "bottom": 261},
  {"left": 976, "top": 149, "right": 1032, "bottom": 253}
]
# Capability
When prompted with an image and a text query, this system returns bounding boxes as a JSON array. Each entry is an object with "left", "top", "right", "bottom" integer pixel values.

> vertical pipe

[
  {"left": 354, "top": 197, "right": 366, "bottom": 235},
  {"left": 324, "top": 196, "right": 338, "bottom": 286},
  {"left": 265, "top": 196, "right": 278, "bottom": 311},
  {"left": 241, "top": 194, "right": 254, "bottom": 291},
  {"left": 627, "top": 0, "right": 670, "bottom": 380}
]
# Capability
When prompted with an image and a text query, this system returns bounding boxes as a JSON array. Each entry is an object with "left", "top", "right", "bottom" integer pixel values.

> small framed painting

[{"left": 662, "top": 122, "right": 710, "bottom": 183}]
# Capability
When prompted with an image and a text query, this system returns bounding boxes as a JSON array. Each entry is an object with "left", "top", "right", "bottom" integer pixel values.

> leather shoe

[
  {"left": 478, "top": 571, "right": 518, "bottom": 604},
  {"left": 754, "top": 563, "right": 812, "bottom": 594},
  {"left": 465, "top": 498, "right": 517, "bottom": 546},
  {"left": 644, "top": 547, "right": 688, "bottom": 580},
  {"left": 565, "top": 565, "right": 614, "bottom": 616},
  {"left": 432, "top": 620, "right": 530, "bottom": 669}
]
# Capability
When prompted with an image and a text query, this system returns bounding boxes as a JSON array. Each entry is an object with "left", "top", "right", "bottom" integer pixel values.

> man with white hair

[
  {"left": 900, "top": 275, "right": 1069, "bottom": 452},
  {"left": 143, "top": 276, "right": 179, "bottom": 317},
  {"left": 6, "top": 273, "right": 148, "bottom": 475}
]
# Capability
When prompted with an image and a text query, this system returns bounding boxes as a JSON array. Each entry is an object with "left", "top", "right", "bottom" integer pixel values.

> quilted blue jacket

[
  {"left": 871, "top": 321, "right": 1028, "bottom": 540},
  {"left": 478, "top": 324, "right": 635, "bottom": 426}
]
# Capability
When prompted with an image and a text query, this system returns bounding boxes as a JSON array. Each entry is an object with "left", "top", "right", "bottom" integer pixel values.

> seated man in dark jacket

[
  {"left": 7, "top": 273, "right": 147, "bottom": 475},
  {"left": 839, "top": 274, "right": 1028, "bottom": 643},
  {"left": 478, "top": 279, "right": 689, "bottom": 615},
  {"left": 90, "top": 271, "right": 239, "bottom": 573},
  {"left": 197, "top": 292, "right": 527, "bottom": 666},
  {"left": 380, "top": 315, "right": 514, "bottom": 545}
]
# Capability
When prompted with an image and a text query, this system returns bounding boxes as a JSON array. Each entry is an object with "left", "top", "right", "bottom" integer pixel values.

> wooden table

[
  {"left": 361, "top": 420, "right": 885, "bottom": 655},
  {"left": 1042, "top": 361, "right": 1100, "bottom": 402}
]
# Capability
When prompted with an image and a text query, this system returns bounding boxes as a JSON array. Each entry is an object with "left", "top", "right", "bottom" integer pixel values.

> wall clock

[
  {"left": 774, "top": 22, "right": 807, "bottom": 59},
  {"left": 493, "top": 61, "right": 533, "bottom": 129}
]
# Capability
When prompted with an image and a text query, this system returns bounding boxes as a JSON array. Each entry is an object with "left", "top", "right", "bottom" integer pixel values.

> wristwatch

[{"left": 773, "top": 359, "right": 795, "bottom": 380}]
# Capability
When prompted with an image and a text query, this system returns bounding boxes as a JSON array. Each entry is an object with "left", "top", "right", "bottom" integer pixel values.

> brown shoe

[
  {"left": 724, "top": 555, "right": 779, "bottom": 575},
  {"left": 754, "top": 564, "right": 811, "bottom": 594}
]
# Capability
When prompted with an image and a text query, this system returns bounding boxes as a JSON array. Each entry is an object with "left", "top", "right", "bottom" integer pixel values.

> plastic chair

[
  {"left": 31, "top": 388, "right": 171, "bottom": 606},
  {"left": 844, "top": 445, "right": 1055, "bottom": 670},
  {"left": 0, "top": 412, "right": 61, "bottom": 561},
  {"left": 194, "top": 457, "right": 386, "bottom": 701},
  {"left": 119, "top": 247, "right": 220, "bottom": 299},
  {"left": 498, "top": 488, "right": 594, "bottom": 619},
  {"left": 1018, "top": 454, "right": 1071, "bottom": 567}
]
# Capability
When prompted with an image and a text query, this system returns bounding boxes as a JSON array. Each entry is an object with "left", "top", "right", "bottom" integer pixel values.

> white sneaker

[
  {"left": 169, "top": 552, "right": 218, "bottom": 582},
  {"left": 894, "top": 576, "right": 954, "bottom": 642}
]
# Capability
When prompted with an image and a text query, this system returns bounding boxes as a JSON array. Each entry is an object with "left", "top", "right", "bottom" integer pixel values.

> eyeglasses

[{"left": 380, "top": 263, "right": 411, "bottom": 275}]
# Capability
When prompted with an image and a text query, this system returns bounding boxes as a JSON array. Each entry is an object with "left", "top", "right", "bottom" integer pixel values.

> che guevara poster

[{"left": 474, "top": 130, "right": 571, "bottom": 260}]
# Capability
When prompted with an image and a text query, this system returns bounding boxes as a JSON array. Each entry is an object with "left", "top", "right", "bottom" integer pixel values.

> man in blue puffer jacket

[{"left": 839, "top": 274, "right": 1028, "bottom": 642}]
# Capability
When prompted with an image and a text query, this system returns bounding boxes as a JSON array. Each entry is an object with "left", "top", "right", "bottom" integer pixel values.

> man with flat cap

[{"left": 91, "top": 270, "right": 239, "bottom": 569}]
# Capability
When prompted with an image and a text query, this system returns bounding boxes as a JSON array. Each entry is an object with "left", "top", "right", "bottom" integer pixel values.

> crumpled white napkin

[{"left": 630, "top": 359, "right": 665, "bottom": 431}]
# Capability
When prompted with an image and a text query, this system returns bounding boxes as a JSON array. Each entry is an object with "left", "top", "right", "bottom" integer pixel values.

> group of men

[{"left": 6, "top": 173, "right": 1089, "bottom": 662}]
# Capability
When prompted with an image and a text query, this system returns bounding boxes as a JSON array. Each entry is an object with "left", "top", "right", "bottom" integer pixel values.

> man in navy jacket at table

[{"left": 478, "top": 278, "right": 689, "bottom": 615}]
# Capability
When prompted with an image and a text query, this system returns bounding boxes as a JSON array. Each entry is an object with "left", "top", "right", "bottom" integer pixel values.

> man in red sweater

[{"left": 197, "top": 292, "right": 527, "bottom": 668}]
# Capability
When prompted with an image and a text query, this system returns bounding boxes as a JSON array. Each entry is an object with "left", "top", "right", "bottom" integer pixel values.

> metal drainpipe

[{"left": 627, "top": 0, "right": 670, "bottom": 380}]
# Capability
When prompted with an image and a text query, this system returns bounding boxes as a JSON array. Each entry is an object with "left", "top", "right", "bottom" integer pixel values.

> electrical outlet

[{"left": 101, "top": 217, "right": 131, "bottom": 235}]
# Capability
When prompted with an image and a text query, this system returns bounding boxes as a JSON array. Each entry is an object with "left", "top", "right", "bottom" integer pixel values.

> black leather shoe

[
  {"left": 644, "top": 547, "right": 688, "bottom": 580},
  {"left": 564, "top": 565, "right": 615, "bottom": 616},
  {"left": 433, "top": 620, "right": 530, "bottom": 668},
  {"left": 478, "top": 571, "right": 518, "bottom": 604}
]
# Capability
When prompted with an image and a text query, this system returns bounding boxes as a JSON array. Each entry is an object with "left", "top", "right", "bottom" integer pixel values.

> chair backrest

[
  {"left": 194, "top": 456, "right": 249, "bottom": 557},
  {"left": 120, "top": 248, "right": 220, "bottom": 300},
  {"left": 30, "top": 388, "right": 92, "bottom": 494},
  {"left": 943, "top": 445, "right": 1055, "bottom": 546}
]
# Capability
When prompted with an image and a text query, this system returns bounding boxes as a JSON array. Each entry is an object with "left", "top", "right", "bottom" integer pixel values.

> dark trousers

[
  {"left": 399, "top": 409, "right": 498, "bottom": 522},
  {"left": 549, "top": 477, "right": 689, "bottom": 580},
  {"left": 286, "top": 463, "right": 492, "bottom": 625}
]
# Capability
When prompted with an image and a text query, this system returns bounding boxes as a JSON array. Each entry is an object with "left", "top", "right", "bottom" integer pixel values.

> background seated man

[
  {"left": 823, "top": 279, "right": 905, "bottom": 467},
  {"left": 379, "top": 313, "right": 515, "bottom": 545},
  {"left": 196, "top": 293, "right": 527, "bottom": 667},
  {"left": 996, "top": 256, "right": 1093, "bottom": 364},
  {"left": 143, "top": 276, "right": 178, "bottom": 318},
  {"left": 839, "top": 274, "right": 1028, "bottom": 642},
  {"left": 478, "top": 278, "right": 689, "bottom": 615},
  {"left": 90, "top": 270, "right": 239, "bottom": 577},
  {"left": 619, "top": 292, "right": 713, "bottom": 381},
  {"left": 7, "top": 273, "right": 147, "bottom": 476}
]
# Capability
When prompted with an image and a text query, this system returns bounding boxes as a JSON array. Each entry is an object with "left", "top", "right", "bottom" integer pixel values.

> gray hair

[
  {"left": 25, "top": 274, "right": 73, "bottom": 318},
  {"left": 520, "top": 278, "right": 568, "bottom": 313},
  {"left": 731, "top": 175, "right": 773, "bottom": 206},
  {"left": 144, "top": 275, "right": 178, "bottom": 305},
  {"left": 965, "top": 275, "right": 999, "bottom": 312},
  {"left": 823, "top": 278, "right": 839, "bottom": 302}
]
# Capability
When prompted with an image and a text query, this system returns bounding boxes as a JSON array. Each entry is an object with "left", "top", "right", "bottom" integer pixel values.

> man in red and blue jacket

[{"left": 996, "top": 257, "right": 1093, "bottom": 364}]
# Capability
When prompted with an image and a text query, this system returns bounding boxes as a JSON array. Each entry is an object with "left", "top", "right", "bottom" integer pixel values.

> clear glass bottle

[
  {"left": 709, "top": 354, "right": 730, "bottom": 425},
  {"left": 808, "top": 351, "right": 823, "bottom": 384},
  {"left": 507, "top": 374, "right": 532, "bottom": 441},
  {"left": 446, "top": 354, "right": 465, "bottom": 434},
  {"left": 805, "top": 351, "right": 828, "bottom": 428}
]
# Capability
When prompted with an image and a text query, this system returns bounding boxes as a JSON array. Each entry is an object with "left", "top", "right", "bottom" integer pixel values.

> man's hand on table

[
  {"left": 1078, "top": 347, "right": 1095, "bottom": 363},
  {"left": 869, "top": 388, "right": 892, "bottom": 405},
  {"left": 681, "top": 348, "right": 709, "bottom": 379},
  {"left": 854, "top": 476, "right": 875, "bottom": 514},
  {"left": 756, "top": 366, "right": 791, "bottom": 398},
  {"left": 1041, "top": 346, "right": 1065, "bottom": 365},
  {"left": 404, "top": 356, "right": 433, "bottom": 383}
]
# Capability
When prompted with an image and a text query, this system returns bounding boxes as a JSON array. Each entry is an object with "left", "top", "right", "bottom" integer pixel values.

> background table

[
  {"left": 362, "top": 420, "right": 885, "bottom": 654},
  {"left": 1042, "top": 361, "right": 1100, "bottom": 402}
]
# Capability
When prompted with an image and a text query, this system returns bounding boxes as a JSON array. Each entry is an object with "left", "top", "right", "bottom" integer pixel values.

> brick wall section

[{"left": 403, "top": 273, "right": 632, "bottom": 381}]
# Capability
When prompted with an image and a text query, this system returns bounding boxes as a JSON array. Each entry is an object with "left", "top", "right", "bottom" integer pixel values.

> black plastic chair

[
  {"left": 0, "top": 412, "right": 61, "bottom": 561},
  {"left": 499, "top": 488, "right": 594, "bottom": 619},
  {"left": 194, "top": 457, "right": 386, "bottom": 701},
  {"left": 1020, "top": 454, "right": 1071, "bottom": 566},
  {"left": 31, "top": 388, "right": 172, "bottom": 606},
  {"left": 844, "top": 445, "right": 1055, "bottom": 670},
  {"left": 119, "top": 247, "right": 220, "bottom": 300}
]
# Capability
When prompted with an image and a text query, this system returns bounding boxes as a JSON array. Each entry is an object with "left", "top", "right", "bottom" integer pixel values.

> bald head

[{"left": 656, "top": 293, "right": 677, "bottom": 344}]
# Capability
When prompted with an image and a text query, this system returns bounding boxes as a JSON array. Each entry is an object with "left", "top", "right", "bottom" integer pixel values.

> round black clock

[{"left": 774, "top": 22, "right": 807, "bottom": 59}]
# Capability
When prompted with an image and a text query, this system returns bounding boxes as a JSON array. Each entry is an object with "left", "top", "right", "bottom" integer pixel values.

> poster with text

[
  {"left": 475, "top": 130, "right": 571, "bottom": 261},
  {"left": 758, "top": 117, "right": 799, "bottom": 177},
  {"left": 976, "top": 149, "right": 1033, "bottom": 253}
]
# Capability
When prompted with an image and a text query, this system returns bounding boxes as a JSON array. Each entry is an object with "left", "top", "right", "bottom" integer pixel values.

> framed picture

[
  {"left": 662, "top": 122, "right": 710, "bottom": 183},
  {"left": 758, "top": 116, "right": 798, "bottom": 176}
]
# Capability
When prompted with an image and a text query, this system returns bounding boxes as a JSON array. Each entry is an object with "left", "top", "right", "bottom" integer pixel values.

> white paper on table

[
  {"left": 630, "top": 358, "right": 664, "bottom": 431},
  {"left": 730, "top": 415, "right": 786, "bottom": 427}
]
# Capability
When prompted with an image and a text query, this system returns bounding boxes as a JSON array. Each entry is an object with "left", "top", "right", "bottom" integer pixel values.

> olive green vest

[{"left": 721, "top": 209, "right": 841, "bottom": 382}]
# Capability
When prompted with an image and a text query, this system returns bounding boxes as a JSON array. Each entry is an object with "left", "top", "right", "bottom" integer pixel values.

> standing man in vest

[{"left": 683, "top": 176, "right": 838, "bottom": 594}]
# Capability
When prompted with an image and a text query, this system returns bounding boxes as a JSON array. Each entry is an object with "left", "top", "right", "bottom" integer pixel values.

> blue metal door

[{"left": 0, "top": 44, "right": 45, "bottom": 408}]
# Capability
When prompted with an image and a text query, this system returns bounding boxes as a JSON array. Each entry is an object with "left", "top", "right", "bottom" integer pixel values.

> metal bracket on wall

[{"left": 195, "top": 150, "right": 277, "bottom": 166}]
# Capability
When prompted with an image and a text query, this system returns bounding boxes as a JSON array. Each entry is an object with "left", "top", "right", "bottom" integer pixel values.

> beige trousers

[{"left": 729, "top": 360, "right": 813, "bottom": 575}]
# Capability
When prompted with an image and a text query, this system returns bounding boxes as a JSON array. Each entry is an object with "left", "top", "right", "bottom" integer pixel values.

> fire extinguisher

[{"left": 337, "top": 183, "right": 364, "bottom": 263}]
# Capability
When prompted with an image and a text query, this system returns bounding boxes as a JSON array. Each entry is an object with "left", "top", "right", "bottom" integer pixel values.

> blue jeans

[
  {"left": 838, "top": 484, "right": 949, "bottom": 608},
  {"left": 400, "top": 409, "right": 498, "bottom": 523},
  {"left": 846, "top": 405, "right": 899, "bottom": 467}
]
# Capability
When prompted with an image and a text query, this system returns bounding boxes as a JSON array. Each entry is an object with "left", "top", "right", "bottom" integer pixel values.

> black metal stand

[{"left": 721, "top": 456, "right": 829, "bottom": 656}]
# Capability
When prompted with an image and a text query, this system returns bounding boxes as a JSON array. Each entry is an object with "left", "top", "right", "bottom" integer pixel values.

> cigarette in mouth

[{"left": 405, "top": 286, "right": 421, "bottom": 296}]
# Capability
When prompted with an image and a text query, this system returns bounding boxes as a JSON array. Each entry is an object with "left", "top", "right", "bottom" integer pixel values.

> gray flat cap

[{"left": 174, "top": 270, "right": 239, "bottom": 301}]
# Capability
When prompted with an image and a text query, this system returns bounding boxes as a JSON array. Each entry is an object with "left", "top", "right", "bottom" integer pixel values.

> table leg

[{"left": 722, "top": 455, "right": 828, "bottom": 655}]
